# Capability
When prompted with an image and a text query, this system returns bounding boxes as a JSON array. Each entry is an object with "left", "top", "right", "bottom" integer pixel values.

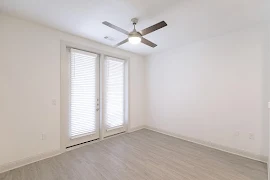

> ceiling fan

[{"left": 102, "top": 18, "right": 167, "bottom": 48}]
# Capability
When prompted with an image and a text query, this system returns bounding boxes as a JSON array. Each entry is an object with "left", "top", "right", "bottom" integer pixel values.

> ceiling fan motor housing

[{"left": 129, "top": 31, "right": 142, "bottom": 38}]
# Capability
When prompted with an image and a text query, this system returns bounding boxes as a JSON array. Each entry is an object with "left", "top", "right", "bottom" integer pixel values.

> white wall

[
  {"left": 0, "top": 15, "right": 146, "bottom": 167},
  {"left": 146, "top": 25, "right": 270, "bottom": 160}
]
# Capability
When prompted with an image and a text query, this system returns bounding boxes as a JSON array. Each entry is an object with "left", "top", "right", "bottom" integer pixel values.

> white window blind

[
  {"left": 70, "top": 49, "right": 98, "bottom": 139},
  {"left": 104, "top": 57, "right": 125, "bottom": 130}
]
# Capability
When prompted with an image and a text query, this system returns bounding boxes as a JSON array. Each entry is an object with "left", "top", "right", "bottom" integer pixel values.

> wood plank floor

[{"left": 0, "top": 129, "right": 267, "bottom": 180}]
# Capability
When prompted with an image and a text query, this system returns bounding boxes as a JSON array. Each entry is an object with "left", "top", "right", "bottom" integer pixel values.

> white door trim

[{"left": 60, "top": 41, "right": 130, "bottom": 151}]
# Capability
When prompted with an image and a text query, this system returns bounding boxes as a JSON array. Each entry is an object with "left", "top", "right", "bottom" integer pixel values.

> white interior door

[
  {"left": 103, "top": 56, "right": 126, "bottom": 137},
  {"left": 68, "top": 48, "right": 100, "bottom": 147}
]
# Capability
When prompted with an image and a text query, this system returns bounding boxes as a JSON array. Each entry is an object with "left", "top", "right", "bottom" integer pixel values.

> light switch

[{"left": 41, "top": 133, "right": 46, "bottom": 140}]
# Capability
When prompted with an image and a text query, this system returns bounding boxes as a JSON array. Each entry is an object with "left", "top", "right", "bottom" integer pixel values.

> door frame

[
  {"left": 67, "top": 48, "right": 100, "bottom": 147},
  {"left": 60, "top": 41, "right": 130, "bottom": 152}
]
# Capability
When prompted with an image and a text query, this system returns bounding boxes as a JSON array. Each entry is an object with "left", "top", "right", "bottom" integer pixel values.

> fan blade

[
  {"left": 102, "top": 21, "right": 129, "bottom": 35},
  {"left": 141, "top": 21, "right": 167, "bottom": 36},
  {"left": 115, "top": 39, "right": 128, "bottom": 47},
  {"left": 141, "top": 38, "right": 157, "bottom": 48}
]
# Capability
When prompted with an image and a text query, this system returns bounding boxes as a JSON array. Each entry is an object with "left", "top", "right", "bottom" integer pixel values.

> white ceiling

[{"left": 0, "top": 0, "right": 269, "bottom": 55}]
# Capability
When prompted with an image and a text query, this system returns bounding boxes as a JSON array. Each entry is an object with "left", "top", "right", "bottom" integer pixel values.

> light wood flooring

[{"left": 0, "top": 129, "right": 267, "bottom": 180}]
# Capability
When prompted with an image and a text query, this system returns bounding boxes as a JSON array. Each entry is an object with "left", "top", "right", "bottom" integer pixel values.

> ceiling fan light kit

[
  {"left": 102, "top": 18, "right": 167, "bottom": 48},
  {"left": 128, "top": 36, "right": 141, "bottom": 44},
  {"left": 128, "top": 32, "right": 142, "bottom": 45}
]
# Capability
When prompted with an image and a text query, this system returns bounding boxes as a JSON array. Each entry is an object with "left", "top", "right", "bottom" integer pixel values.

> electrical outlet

[{"left": 249, "top": 133, "right": 254, "bottom": 140}]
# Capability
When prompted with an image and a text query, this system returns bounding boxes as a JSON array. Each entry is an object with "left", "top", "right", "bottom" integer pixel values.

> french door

[
  {"left": 63, "top": 47, "right": 127, "bottom": 148},
  {"left": 103, "top": 56, "right": 126, "bottom": 137},
  {"left": 67, "top": 48, "right": 100, "bottom": 147}
]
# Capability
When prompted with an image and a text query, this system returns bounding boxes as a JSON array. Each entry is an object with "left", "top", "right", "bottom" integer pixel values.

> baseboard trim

[
  {"left": 0, "top": 150, "right": 61, "bottom": 174},
  {"left": 145, "top": 126, "right": 267, "bottom": 163},
  {"left": 0, "top": 126, "right": 145, "bottom": 174},
  {"left": 0, "top": 127, "right": 144, "bottom": 174},
  {"left": 0, "top": 126, "right": 266, "bottom": 174},
  {"left": 128, "top": 125, "right": 147, "bottom": 133}
]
